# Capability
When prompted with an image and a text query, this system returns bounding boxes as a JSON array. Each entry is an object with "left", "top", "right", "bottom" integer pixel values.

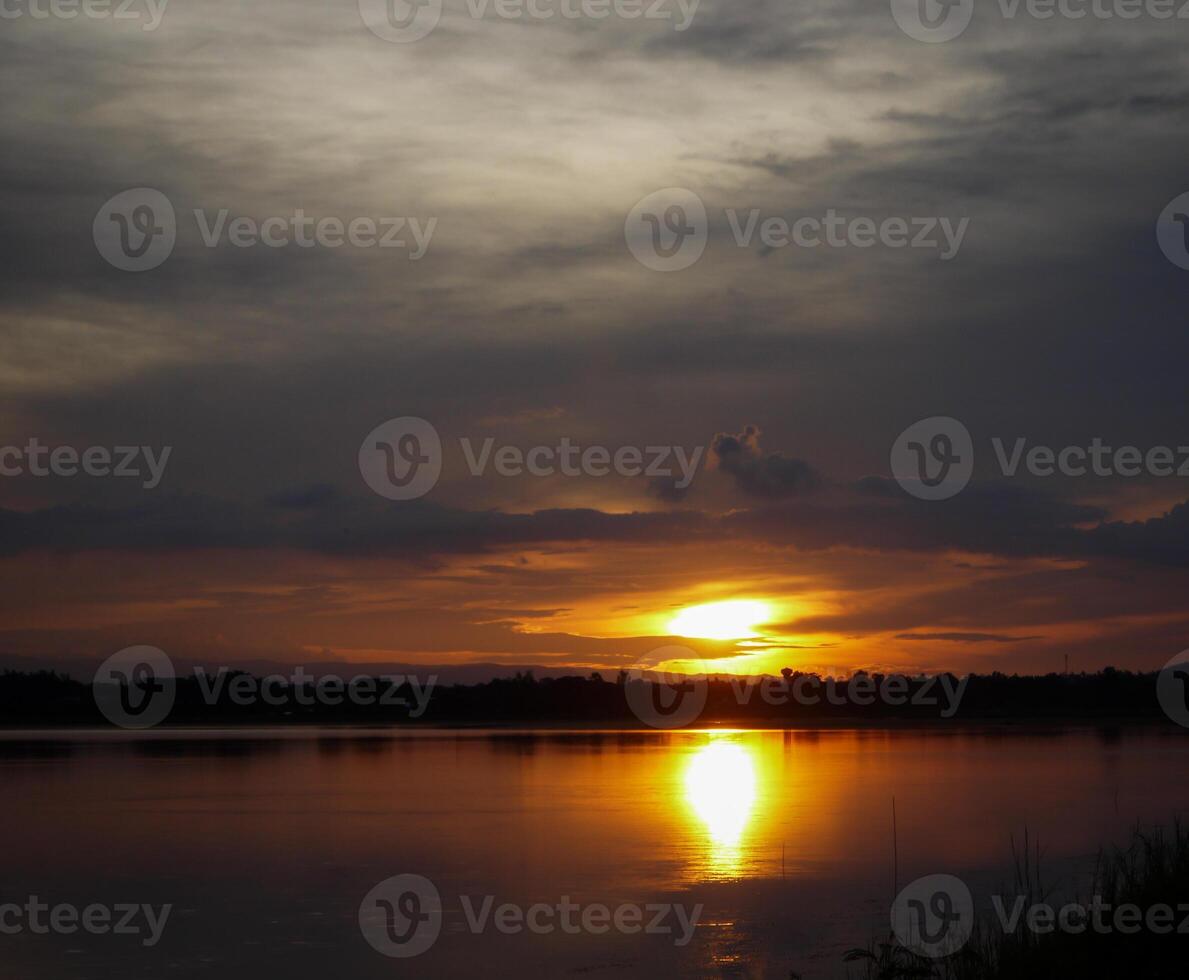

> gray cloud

[{"left": 711, "top": 425, "right": 820, "bottom": 498}]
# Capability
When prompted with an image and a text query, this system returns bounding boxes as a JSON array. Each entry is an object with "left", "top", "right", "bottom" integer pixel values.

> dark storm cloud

[
  {"left": 646, "top": 475, "right": 690, "bottom": 503},
  {"left": 1088, "top": 502, "right": 1189, "bottom": 568},
  {"left": 0, "top": 494, "right": 703, "bottom": 559},
  {"left": 720, "top": 483, "right": 1104, "bottom": 559},
  {"left": 3, "top": 477, "right": 1189, "bottom": 573},
  {"left": 266, "top": 484, "right": 339, "bottom": 509},
  {"left": 711, "top": 425, "right": 820, "bottom": 498}
]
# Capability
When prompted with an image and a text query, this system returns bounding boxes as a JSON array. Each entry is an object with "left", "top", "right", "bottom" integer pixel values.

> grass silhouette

[{"left": 846, "top": 822, "right": 1189, "bottom": 979}]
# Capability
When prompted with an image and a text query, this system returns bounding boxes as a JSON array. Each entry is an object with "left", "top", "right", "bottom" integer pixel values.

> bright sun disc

[{"left": 668, "top": 599, "right": 772, "bottom": 640}]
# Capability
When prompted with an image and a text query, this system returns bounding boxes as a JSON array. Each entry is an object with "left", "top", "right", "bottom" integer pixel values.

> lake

[{"left": 2, "top": 726, "right": 1188, "bottom": 978}]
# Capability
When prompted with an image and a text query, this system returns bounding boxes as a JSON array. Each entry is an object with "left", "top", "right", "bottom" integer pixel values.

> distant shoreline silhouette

[{"left": 1, "top": 667, "right": 1183, "bottom": 729}]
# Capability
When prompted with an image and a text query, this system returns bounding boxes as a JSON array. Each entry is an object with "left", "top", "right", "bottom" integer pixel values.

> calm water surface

[{"left": 3, "top": 726, "right": 1189, "bottom": 978}]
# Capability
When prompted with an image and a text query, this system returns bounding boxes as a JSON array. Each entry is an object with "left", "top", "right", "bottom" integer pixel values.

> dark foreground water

[{"left": 2, "top": 726, "right": 1188, "bottom": 978}]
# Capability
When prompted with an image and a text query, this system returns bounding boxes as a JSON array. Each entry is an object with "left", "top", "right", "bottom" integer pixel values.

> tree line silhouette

[{"left": 0, "top": 665, "right": 1179, "bottom": 727}]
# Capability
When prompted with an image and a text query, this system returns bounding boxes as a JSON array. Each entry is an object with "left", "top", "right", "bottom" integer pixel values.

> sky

[{"left": 2, "top": 0, "right": 1189, "bottom": 678}]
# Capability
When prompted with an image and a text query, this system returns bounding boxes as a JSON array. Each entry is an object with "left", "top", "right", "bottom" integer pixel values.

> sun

[{"left": 668, "top": 599, "right": 773, "bottom": 640}]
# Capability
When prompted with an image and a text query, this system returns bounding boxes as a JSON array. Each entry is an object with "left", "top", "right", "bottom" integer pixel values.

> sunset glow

[{"left": 668, "top": 600, "right": 773, "bottom": 641}]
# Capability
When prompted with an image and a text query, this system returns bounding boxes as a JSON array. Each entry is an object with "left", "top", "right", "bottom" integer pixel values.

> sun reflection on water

[{"left": 683, "top": 737, "right": 758, "bottom": 878}]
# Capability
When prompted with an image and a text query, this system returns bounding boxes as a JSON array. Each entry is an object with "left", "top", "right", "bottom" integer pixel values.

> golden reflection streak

[{"left": 683, "top": 736, "right": 758, "bottom": 878}]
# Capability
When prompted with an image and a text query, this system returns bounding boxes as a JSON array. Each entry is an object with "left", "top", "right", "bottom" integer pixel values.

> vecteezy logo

[
  {"left": 359, "top": 874, "right": 442, "bottom": 957},
  {"left": 891, "top": 874, "right": 974, "bottom": 958},
  {"left": 625, "top": 188, "right": 708, "bottom": 272},
  {"left": 358, "top": 0, "right": 442, "bottom": 42},
  {"left": 1155, "top": 193, "right": 1189, "bottom": 270},
  {"left": 623, "top": 646, "right": 708, "bottom": 729},
  {"left": 92, "top": 646, "right": 176, "bottom": 729},
  {"left": 1157, "top": 648, "right": 1189, "bottom": 727},
  {"left": 358, "top": 417, "right": 442, "bottom": 500},
  {"left": 93, "top": 189, "right": 176, "bottom": 272},
  {"left": 889, "top": 0, "right": 974, "bottom": 42},
  {"left": 890, "top": 416, "right": 974, "bottom": 501}
]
